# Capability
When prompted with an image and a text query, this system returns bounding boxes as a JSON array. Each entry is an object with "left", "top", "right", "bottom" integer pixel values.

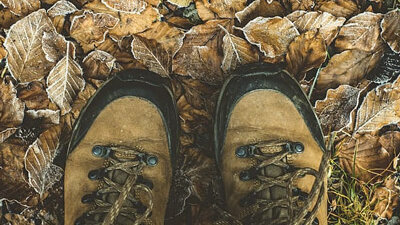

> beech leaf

[
  {"left": 47, "top": 0, "right": 78, "bottom": 17},
  {"left": 0, "top": 0, "right": 40, "bottom": 16},
  {"left": 101, "top": 0, "right": 147, "bottom": 14},
  {"left": 242, "top": 16, "right": 299, "bottom": 62},
  {"left": 235, "top": 0, "right": 285, "bottom": 25},
  {"left": 83, "top": 50, "right": 116, "bottom": 80},
  {"left": 4, "top": 9, "right": 56, "bottom": 83},
  {"left": 24, "top": 125, "right": 63, "bottom": 196},
  {"left": 46, "top": 42, "right": 85, "bottom": 115},
  {"left": 315, "top": 0, "right": 360, "bottom": 18},
  {"left": 380, "top": 9, "right": 400, "bottom": 54},
  {"left": 131, "top": 35, "right": 171, "bottom": 77},
  {"left": 167, "top": 0, "right": 192, "bottom": 7}
]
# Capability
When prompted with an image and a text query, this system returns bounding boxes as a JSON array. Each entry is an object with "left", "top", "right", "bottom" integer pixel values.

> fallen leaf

[
  {"left": 167, "top": 0, "right": 192, "bottom": 7},
  {"left": 0, "top": 79, "right": 25, "bottom": 138},
  {"left": 284, "top": 0, "right": 315, "bottom": 11},
  {"left": 177, "top": 76, "right": 219, "bottom": 110},
  {"left": 372, "top": 177, "right": 399, "bottom": 219},
  {"left": 335, "top": 12, "right": 384, "bottom": 52},
  {"left": 0, "top": 128, "right": 18, "bottom": 144},
  {"left": 17, "top": 81, "right": 52, "bottom": 110},
  {"left": 353, "top": 77, "right": 400, "bottom": 134},
  {"left": 286, "top": 30, "right": 327, "bottom": 79},
  {"left": 0, "top": 35, "right": 6, "bottom": 60},
  {"left": 338, "top": 131, "right": 400, "bottom": 182},
  {"left": 82, "top": 50, "right": 116, "bottom": 80},
  {"left": 46, "top": 42, "right": 85, "bottom": 115},
  {"left": 235, "top": 0, "right": 285, "bottom": 25},
  {"left": 177, "top": 95, "right": 211, "bottom": 134},
  {"left": 0, "top": 0, "right": 40, "bottom": 16},
  {"left": 0, "top": 139, "right": 34, "bottom": 203},
  {"left": 47, "top": 0, "right": 78, "bottom": 17},
  {"left": 138, "top": 22, "right": 185, "bottom": 55},
  {"left": 206, "top": 0, "right": 246, "bottom": 18},
  {"left": 131, "top": 35, "right": 171, "bottom": 77},
  {"left": 369, "top": 49, "right": 400, "bottom": 84},
  {"left": 101, "top": 0, "right": 147, "bottom": 14},
  {"left": 70, "top": 10, "right": 119, "bottom": 53},
  {"left": 24, "top": 125, "right": 63, "bottom": 196},
  {"left": 26, "top": 109, "right": 60, "bottom": 126},
  {"left": 3, "top": 213, "right": 33, "bottom": 225},
  {"left": 380, "top": 9, "right": 400, "bottom": 54},
  {"left": 220, "top": 26, "right": 259, "bottom": 73},
  {"left": 316, "top": 48, "right": 383, "bottom": 91},
  {"left": 173, "top": 19, "right": 231, "bottom": 84},
  {"left": 0, "top": 8, "right": 20, "bottom": 29},
  {"left": 4, "top": 9, "right": 56, "bottom": 83},
  {"left": 70, "top": 83, "right": 97, "bottom": 119},
  {"left": 315, "top": 0, "right": 360, "bottom": 18},
  {"left": 286, "top": 10, "right": 346, "bottom": 45},
  {"left": 242, "top": 16, "right": 299, "bottom": 62},
  {"left": 315, "top": 85, "right": 360, "bottom": 135},
  {"left": 42, "top": 31, "right": 75, "bottom": 63},
  {"left": 195, "top": 0, "right": 217, "bottom": 21}
]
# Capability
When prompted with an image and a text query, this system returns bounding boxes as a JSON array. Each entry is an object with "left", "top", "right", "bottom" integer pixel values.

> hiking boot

[
  {"left": 214, "top": 63, "right": 329, "bottom": 225},
  {"left": 64, "top": 70, "right": 179, "bottom": 225}
]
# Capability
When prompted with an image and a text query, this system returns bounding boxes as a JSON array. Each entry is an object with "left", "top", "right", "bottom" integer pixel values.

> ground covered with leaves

[{"left": 0, "top": 0, "right": 399, "bottom": 224}]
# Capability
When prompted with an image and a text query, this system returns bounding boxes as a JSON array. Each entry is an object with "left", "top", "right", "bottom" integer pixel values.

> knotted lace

[
  {"left": 77, "top": 145, "right": 155, "bottom": 225},
  {"left": 237, "top": 140, "right": 329, "bottom": 225}
]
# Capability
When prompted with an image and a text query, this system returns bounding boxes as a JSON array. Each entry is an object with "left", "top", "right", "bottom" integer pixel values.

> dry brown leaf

[
  {"left": 24, "top": 125, "right": 62, "bottom": 196},
  {"left": 83, "top": 50, "right": 116, "bottom": 80},
  {"left": 195, "top": 0, "right": 217, "bottom": 21},
  {"left": 173, "top": 19, "right": 231, "bottom": 84},
  {"left": 338, "top": 131, "right": 400, "bottom": 182},
  {"left": 131, "top": 35, "right": 171, "bottom": 77},
  {"left": 315, "top": 0, "right": 360, "bottom": 18},
  {"left": 70, "top": 11, "right": 119, "bottom": 53},
  {"left": 335, "top": 12, "right": 383, "bottom": 53},
  {"left": 353, "top": 77, "right": 400, "bottom": 134},
  {"left": 0, "top": 0, "right": 40, "bottom": 16},
  {"left": 26, "top": 109, "right": 60, "bottom": 126},
  {"left": 242, "top": 16, "right": 299, "bottom": 62},
  {"left": 167, "top": 0, "right": 192, "bottom": 7},
  {"left": 0, "top": 8, "right": 20, "bottom": 29},
  {"left": 17, "top": 81, "right": 52, "bottom": 110},
  {"left": 0, "top": 128, "right": 18, "bottom": 144},
  {"left": 381, "top": 9, "right": 400, "bottom": 54},
  {"left": 138, "top": 22, "right": 185, "bottom": 55},
  {"left": 101, "top": 0, "right": 147, "bottom": 14},
  {"left": 108, "top": 6, "right": 159, "bottom": 39},
  {"left": 220, "top": 26, "right": 259, "bottom": 73},
  {"left": 70, "top": 83, "right": 97, "bottom": 119},
  {"left": 178, "top": 76, "right": 218, "bottom": 110},
  {"left": 42, "top": 31, "right": 75, "bottom": 63},
  {"left": 46, "top": 42, "right": 85, "bottom": 115},
  {"left": 0, "top": 80, "right": 24, "bottom": 142},
  {"left": 177, "top": 95, "right": 212, "bottom": 134},
  {"left": 371, "top": 177, "right": 399, "bottom": 219},
  {"left": 0, "top": 35, "right": 6, "bottom": 60},
  {"left": 0, "top": 139, "right": 34, "bottom": 203},
  {"left": 3, "top": 213, "right": 33, "bottom": 225},
  {"left": 286, "top": 30, "right": 327, "bottom": 79},
  {"left": 235, "top": 0, "right": 285, "bottom": 25},
  {"left": 315, "top": 85, "right": 360, "bottom": 135},
  {"left": 4, "top": 9, "right": 56, "bottom": 83},
  {"left": 316, "top": 49, "right": 383, "bottom": 91},
  {"left": 285, "top": 0, "right": 315, "bottom": 11},
  {"left": 205, "top": 0, "right": 246, "bottom": 18},
  {"left": 47, "top": 0, "right": 78, "bottom": 17},
  {"left": 286, "top": 10, "right": 346, "bottom": 45}
]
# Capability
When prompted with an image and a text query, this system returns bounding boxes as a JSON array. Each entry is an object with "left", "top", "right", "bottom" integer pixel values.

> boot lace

[
  {"left": 75, "top": 145, "right": 157, "bottom": 225},
  {"left": 235, "top": 140, "right": 329, "bottom": 225}
]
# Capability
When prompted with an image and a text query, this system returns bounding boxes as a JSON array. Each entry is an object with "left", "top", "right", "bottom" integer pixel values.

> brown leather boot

[
  {"left": 214, "top": 63, "right": 329, "bottom": 225},
  {"left": 64, "top": 70, "right": 179, "bottom": 225}
]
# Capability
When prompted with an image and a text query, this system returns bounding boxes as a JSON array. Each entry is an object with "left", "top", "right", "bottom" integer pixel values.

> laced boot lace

[
  {"left": 75, "top": 145, "right": 158, "bottom": 225},
  {"left": 235, "top": 140, "right": 329, "bottom": 225}
]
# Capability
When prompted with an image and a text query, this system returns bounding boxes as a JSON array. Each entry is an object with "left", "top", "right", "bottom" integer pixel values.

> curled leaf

[
  {"left": 24, "top": 125, "right": 63, "bottom": 196},
  {"left": 287, "top": 10, "right": 346, "bottom": 45},
  {"left": 335, "top": 12, "right": 384, "bottom": 52},
  {"left": 101, "top": 0, "right": 147, "bottom": 14},
  {"left": 0, "top": 0, "right": 40, "bottom": 16},
  {"left": 47, "top": 0, "right": 78, "bottom": 17},
  {"left": 315, "top": 85, "right": 360, "bottom": 135},
  {"left": 131, "top": 35, "right": 171, "bottom": 77},
  {"left": 4, "top": 9, "right": 56, "bottom": 83},
  {"left": 315, "top": 0, "right": 360, "bottom": 18},
  {"left": 42, "top": 31, "right": 75, "bottom": 63},
  {"left": 46, "top": 42, "right": 85, "bottom": 115},
  {"left": 243, "top": 16, "right": 299, "bottom": 62},
  {"left": 235, "top": 0, "right": 285, "bottom": 25},
  {"left": 83, "top": 50, "right": 116, "bottom": 80},
  {"left": 206, "top": 0, "right": 247, "bottom": 18},
  {"left": 17, "top": 81, "right": 52, "bottom": 110},
  {"left": 371, "top": 177, "right": 399, "bottom": 219},
  {"left": 220, "top": 26, "right": 259, "bottom": 73},
  {"left": 285, "top": 0, "right": 315, "bottom": 11},
  {"left": 286, "top": 30, "right": 327, "bottom": 79},
  {"left": 380, "top": 9, "right": 400, "bottom": 54},
  {"left": 70, "top": 11, "right": 119, "bottom": 52}
]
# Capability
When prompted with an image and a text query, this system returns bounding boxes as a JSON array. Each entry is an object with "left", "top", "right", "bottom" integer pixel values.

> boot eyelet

[
  {"left": 88, "top": 169, "right": 104, "bottom": 180},
  {"left": 81, "top": 194, "right": 94, "bottom": 204},
  {"left": 146, "top": 155, "right": 158, "bottom": 166},
  {"left": 294, "top": 142, "right": 304, "bottom": 153},
  {"left": 239, "top": 170, "right": 252, "bottom": 181},
  {"left": 92, "top": 146, "right": 110, "bottom": 158},
  {"left": 236, "top": 146, "right": 247, "bottom": 157}
]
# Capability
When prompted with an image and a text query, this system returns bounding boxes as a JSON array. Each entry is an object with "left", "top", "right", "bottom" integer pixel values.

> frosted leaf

[
  {"left": 102, "top": 0, "right": 147, "bottom": 14},
  {"left": 47, "top": 0, "right": 78, "bottom": 17}
]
